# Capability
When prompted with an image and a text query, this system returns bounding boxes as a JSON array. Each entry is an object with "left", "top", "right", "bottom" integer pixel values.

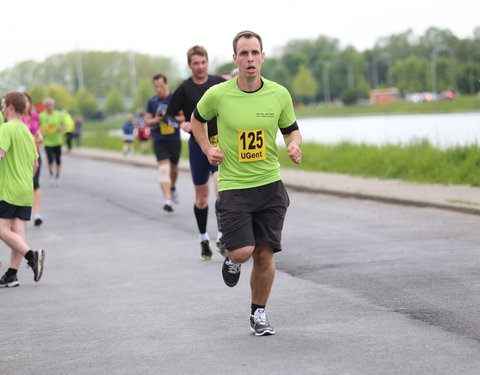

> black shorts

[
  {"left": 45, "top": 145, "right": 62, "bottom": 165},
  {"left": 153, "top": 140, "right": 181, "bottom": 164},
  {"left": 0, "top": 201, "right": 32, "bottom": 221},
  {"left": 33, "top": 155, "right": 42, "bottom": 190},
  {"left": 217, "top": 180, "right": 290, "bottom": 253}
]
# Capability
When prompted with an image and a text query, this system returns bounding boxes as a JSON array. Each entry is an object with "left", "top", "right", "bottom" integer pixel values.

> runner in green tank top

[{"left": 192, "top": 31, "right": 303, "bottom": 336}]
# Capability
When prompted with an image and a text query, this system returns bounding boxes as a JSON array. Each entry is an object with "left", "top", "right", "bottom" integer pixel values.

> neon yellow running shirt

[
  {"left": 196, "top": 77, "right": 296, "bottom": 191},
  {"left": 0, "top": 120, "right": 38, "bottom": 206},
  {"left": 39, "top": 110, "right": 64, "bottom": 146}
]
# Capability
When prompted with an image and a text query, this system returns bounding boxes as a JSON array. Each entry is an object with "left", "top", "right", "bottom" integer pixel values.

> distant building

[{"left": 370, "top": 88, "right": 401, "bottom": 105}]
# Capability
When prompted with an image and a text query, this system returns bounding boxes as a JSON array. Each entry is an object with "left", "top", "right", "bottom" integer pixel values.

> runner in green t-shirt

[
  {"left": 63, "top": 110, "right": 75, "bottom": 151},
  {"left": 191, "top": 31, "right": 302, "bottom": 336},
  {"left": 39, "top": 97, "right": 65, "bottom": 185},
  {"left": 0, "top": 91, "right": 45, "bottom": 288}
]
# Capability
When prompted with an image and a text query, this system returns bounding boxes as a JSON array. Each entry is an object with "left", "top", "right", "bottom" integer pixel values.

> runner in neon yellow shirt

[
  {"left": 191, "top": 31, "right": 302, "bottom": 336},
  {"left": 0, "top": 91, "right": 45, "bottom": 288},
  {"left": 39, "top": 97, "right": 65, "bottom": 185},
  {"left": 63, "top": 110, "right": 75, "bottom": 151}
]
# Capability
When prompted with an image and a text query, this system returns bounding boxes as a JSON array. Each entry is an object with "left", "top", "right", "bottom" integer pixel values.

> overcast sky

[{"left": 2, "top": 0, "right": 479, "bottom": 73}]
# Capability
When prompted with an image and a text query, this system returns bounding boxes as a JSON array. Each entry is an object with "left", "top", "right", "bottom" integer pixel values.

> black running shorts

[
  {"left": 0, "top": 201, "right": 32, "bottom": 221},
  {"left": 153, "top": 140, "right": 181, "bottom": 164},
  {"left": 217, "top": 180, "right": 290, "bottom": 253},
  {"left": 45, "top": 145, "right": 62, "bottom": 165}
]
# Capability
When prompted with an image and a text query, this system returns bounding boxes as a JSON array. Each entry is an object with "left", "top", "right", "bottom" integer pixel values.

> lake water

[
  {"left": 110, "top": 112, "right": 480, "bottom": 149},
  {"left": 282, "top": 112, "right": 480, "bottom": 148}
]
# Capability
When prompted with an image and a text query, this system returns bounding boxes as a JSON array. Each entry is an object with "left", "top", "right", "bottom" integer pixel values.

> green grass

[
  {"left": 82, "top": 133, "right": 190, "bottom": 157},
  {"left": 84, "top": 132, "right": 480, "bottom": 186},
  {"left": 82, "top": 119, "right": 123, "bottom": 132},
  {"left": 295, "top": 96, "right": 480, "bottom": 118},
  {"left": 278, "top": 140, "right": 480, "bottom": 186}
]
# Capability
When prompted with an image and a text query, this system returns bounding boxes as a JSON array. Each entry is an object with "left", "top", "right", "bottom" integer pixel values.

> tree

[
  {"left": 45, "top": 84, "right": 76, "bottom": 112},
  {"left": 388, "top": 56, "right": 430, "bottom": 93},
  {"left": 131, "top": 79, "right": 153, "bottom": 112},
  {"left": 104, "top": 86, "right": 125, "bottom": 115},
  {"left": 292, "top": 64, "right": 318, "bottom": 103},
  {"left": 28, "top": 84, "right": 47, "bottom": 106},
  {"left": 74, "top": 87, "right": 99, "bottom": 118}
]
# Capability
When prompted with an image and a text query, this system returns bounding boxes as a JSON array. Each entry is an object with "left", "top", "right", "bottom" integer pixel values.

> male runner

[
  {"left": 145, "top": 74, "right": 182, "bottom": 212},
  {"left": 0, "top": 91, "right": 45, "bottom": 287},
  {"left": 191, "top": 31, "right": 302, "bottom": 335},
  {"left": 166, "top": 45, "right": 226, "bottom": 260},
  {"left": 39, "top": 97, "right": 65, "bottom": 186}
]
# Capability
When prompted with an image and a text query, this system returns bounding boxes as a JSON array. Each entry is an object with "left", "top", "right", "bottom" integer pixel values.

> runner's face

[
  {"left": 233, "top": 37, "right": 264, "bottom": 79},
  {"left": 189, "top": 55, "right": 208, "bottom": 80},
  {"left": 45, "top": 101, "right": 54, "bottom": 113},
  {"left": 153, "top": 78, "right": 168, "bottom": 98}
]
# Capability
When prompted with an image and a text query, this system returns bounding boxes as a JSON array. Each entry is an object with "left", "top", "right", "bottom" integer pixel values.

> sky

[{"left": 1, "top": 0, "right": 479, "bottom": 74}]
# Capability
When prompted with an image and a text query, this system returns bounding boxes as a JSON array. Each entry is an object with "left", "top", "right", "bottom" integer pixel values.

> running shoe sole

[
  {"left": 0, "top": 280, "right": 20, "bottom": 288},
  {"left": 249, "top": 326, "right": 275, "bottom": 336},
  {"left": 34, "top": 249, "right": 46, "bottom": 282}
]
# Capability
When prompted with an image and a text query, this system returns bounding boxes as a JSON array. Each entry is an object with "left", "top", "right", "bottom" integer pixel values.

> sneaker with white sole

[
  {"left": 201, "top": 240, "right": 213, "bottom": 260},
  {"left": 250, "top": 308, "right": 275, "bottom": 336},
  {"left": 0, "top": 273, "right": 20, "bottom": 288},
  {"left": 27, "top": 249, "right": 45, "bottom": 282},
  {"left": 222, "top": 257, "right": 241, "bottom": 287}
]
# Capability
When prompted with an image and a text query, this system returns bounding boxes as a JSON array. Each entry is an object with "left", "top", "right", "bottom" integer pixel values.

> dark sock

[
  {"left": 194, "top": 205, "right": 208, "bottom": 234},
  {"left": 251, "top": 304, "right": 266, "bottom": 315},
  {"left": 24, "top": 250, "right": 34, "bottom": 261},
  {"left": 6, "top": 268, "right": 17, "bottom": 277}
]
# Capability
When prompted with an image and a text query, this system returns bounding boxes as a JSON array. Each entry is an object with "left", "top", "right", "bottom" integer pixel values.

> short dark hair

[
  {"left": 3, "top": 91, "right": 26, "bottom": 115},
  {"left": 232, "top": 30, "right": 263, "bottom": 54},
  {"left": 187, "top": 45, "right": 208, "bottom": 64},
  {"left": 152, "top": 74, "right": 168, "bottom": 83}
]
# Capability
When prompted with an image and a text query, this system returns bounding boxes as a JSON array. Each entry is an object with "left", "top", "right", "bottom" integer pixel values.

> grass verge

[{"left": 83, "top": 132, "right": 480, "bottom": 187}]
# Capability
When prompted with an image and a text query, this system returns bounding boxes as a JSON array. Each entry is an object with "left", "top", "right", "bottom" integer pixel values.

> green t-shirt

[
  {"left": 39, "top": 110, "right": 65, "bottom": 146},
  {"left": 64, "top": 112, "right": 75, "bottom": 133},
  {"left": 196, "top": 77, "right": 296, "bottom": 191},
  {"left": 0, "top": 120, "right": 38, "bottom": 206}
]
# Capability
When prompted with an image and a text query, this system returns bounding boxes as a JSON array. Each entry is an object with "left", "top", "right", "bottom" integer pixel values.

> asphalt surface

[{"left": 1, "top": 154, "right": 480, "bottom": 374}]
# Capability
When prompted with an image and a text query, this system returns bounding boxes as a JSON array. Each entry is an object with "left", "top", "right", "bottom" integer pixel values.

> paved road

[{"left": 1, "top": 155, "right": 479, "bottom": 374}]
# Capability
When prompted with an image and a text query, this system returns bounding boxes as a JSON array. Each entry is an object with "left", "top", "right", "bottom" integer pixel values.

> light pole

[
  {"left": 323, "top": 61, "right": 331, "bottom": 103},
  {"left": 75, "top": 42, "right": 84, "bottom": 90},
  {"left": 431, "top": 44, "right": 456, "bottom": 93}
]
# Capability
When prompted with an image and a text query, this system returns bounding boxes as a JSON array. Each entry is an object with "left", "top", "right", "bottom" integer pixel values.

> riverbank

[{"left": 295, "top": 96, "right": 480, "bottom": 118}]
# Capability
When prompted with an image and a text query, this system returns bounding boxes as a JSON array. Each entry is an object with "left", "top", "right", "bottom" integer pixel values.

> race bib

[
  {"left": 160, "top": 121, "right": 175, "bottom": 135},
  {"left": 237, "top": 129, "right": 266, "bottom": 162},
  {"left": 45, "top": 123, "right": 56, "bottom": 134},
  {"left": 209, "top": 135, "right": 218, "bottom": 147}
]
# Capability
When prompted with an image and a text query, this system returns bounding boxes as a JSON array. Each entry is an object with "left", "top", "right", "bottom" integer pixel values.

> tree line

[{"left": 0, "top": 26, "right": 478, "bottom": 117}]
